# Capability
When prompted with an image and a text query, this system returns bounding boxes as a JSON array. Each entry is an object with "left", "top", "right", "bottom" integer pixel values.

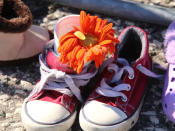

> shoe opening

[
  {"left": 0, "top": 0, "right": 32, "bottom": 33},
  {"left": 2, "top": 1, "right": 18, "bottom": 19},
  {"left": 118, "top": 27, "right": 146, "bottom": 64}
]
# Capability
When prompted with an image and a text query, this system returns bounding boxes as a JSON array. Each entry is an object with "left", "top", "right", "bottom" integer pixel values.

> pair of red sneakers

[{"left": 21, "top": 14, "right": 156, "bottom": 131}]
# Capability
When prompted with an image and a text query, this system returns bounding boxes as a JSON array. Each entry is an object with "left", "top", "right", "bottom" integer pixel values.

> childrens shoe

[
  {"left": 162, "top": 21, "right": 175, "bottom": 123},
  {"left": 79, "top": 26, "right": 160, "bottom": 131},
  {"left": 21, "top": 40, "right": 97, "bottom": 131},
  {"left": 21, "top": 11, "right": 119, "bottom": 131},
  {"left": 0, "top": 0, "right": 51, "bottom": 62}
]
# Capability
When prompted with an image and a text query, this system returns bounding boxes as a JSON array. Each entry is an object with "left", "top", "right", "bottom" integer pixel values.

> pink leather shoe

[{"left": 0, "top": 0, "right": 51, "bottom": 62}]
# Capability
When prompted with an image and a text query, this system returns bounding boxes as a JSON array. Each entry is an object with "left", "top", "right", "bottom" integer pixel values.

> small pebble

[{"left": 150, "top": 116, "right": 159, "bottom": 124}]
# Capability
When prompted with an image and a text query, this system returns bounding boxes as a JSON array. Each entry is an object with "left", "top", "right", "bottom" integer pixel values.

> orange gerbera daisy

[{"left": 57, "top": 11, "right": 120, "bottom": 74}]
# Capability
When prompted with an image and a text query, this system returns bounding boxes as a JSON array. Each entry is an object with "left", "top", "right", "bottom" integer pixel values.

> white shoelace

[
  {"left": 96, "top": 58, "right": 163, "bottom": 102},
  {"left": 27, "top": 54, "right": 97, "bottom": 102}
]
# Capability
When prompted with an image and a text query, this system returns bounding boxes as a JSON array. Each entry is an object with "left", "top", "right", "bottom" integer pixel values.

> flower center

[{"left": 74, "top": 31, "right": 98, "bottom": 47}]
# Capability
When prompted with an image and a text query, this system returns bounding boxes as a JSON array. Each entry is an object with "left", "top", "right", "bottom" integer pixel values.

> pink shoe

[
  {"left": 79, "top": 26, "right": 160, "bottom": 131},
  {"left": 21, "top": 40, "right": 97, "bottom": 131},
  {"left": 0, "top": 0, "right": 51, "bottom": 62}
]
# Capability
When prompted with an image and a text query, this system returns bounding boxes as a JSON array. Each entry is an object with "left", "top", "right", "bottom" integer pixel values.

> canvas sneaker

[
  {"left": 162, "top": 21, "right": 175, "bottom": 123},
  {"left": 21, "top": 40, "right": 97, "bottom": 131},
  {"left": 79, "top": 26, "right": 161, "bottom": 131}
]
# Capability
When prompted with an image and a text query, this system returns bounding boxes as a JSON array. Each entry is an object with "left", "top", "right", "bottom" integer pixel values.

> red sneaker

[
  {"left": 21, "top": 40, "right": 97, "bottom": 131},
  {"left": 79, "top": 26, "right": 159, "bottom": 131}
]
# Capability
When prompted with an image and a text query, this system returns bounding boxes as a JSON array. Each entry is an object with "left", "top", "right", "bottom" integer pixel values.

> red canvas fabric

[
  {"left": 87, "top": 26, "right": 151, "bottom": 116},
  {"left": 46, "top": 51, "right": 75, "bottom": 74},
  {"left": 28, "top": 49, "right": 79, "bottom": 113}
]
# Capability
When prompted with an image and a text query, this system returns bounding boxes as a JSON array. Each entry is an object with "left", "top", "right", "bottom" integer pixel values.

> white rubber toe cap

[
  {"left": 82, "top": 100, "right": 127, "bottom": 125},
  {"left": 26, "top": 100, "right": 70, "bottom": 123}
]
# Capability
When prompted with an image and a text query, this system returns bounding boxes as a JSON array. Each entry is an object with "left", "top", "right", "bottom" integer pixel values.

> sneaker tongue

[
  {"left": 46, "top": 51, "right": 75, "bottom": 74},
  {"left": 102, "top": 67, "right": 115, "bottom": 84}
]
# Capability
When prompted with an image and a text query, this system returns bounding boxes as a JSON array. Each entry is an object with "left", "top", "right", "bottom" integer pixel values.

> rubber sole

[
  {"left": 21, "top": 99, "right": 77, "bottom": 131},
  {"left": 79, "top": 100, "right": 143, "bottom": 131}
]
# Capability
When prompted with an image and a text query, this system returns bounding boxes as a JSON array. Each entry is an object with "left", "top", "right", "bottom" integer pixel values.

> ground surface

[{"left": 0, "top": 0, "right": 175, "bottom": 131}]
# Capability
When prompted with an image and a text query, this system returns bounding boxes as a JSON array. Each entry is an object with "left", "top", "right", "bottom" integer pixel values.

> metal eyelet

[
  {"left": 128, "top": 74, "right": 134, "bottom": 79},
  {"left": 127, "top": 85, "right": 131, "bottom": 91},
  {"left": 122, "top": 97, "right": 127, "bottom": 102}
]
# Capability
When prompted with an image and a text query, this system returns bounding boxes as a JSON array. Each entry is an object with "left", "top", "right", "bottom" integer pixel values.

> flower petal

[
  {"left": 57, "top": 11, "right": 120, "bottom": 74},
  {"left": 82, "top": 14, "right": 90, "bottom": 33},
  {"left": 95, "top": 18, "right": 102, "bottom": 34},
  {"left": 72, "top": 45, "right": 81, "bottom": 57},
  {"left": 101, "top": 19, "right": 108, "bottom": 27},
  {"left": 91, "top": 46, "right": 102, "bottom": 56},
  {"left": 99, "top": 23, "right": 113, "bottom": 41},
  {"left": 59, "top": 32, "right": 75, "bottom": 45},
  {"left": 84, "top": 49, "right": 93, "bottom": 63},
  {"left": 60, "top": 38, "right": 79, "bottom": 53},
  {"left": 76, "top": 48, "right": 86, "bottom": 61},
  {"left": 106, "top": 34, "right": 120, "bottom": 43},
  {"left": 99, "top": 40, "right": 113, "bottom": 45},
  {"left": 80, "top": 11, "right": 86, "bottom": 30},
  {"left": 77, "top": 61, "right": 84, "bottom": 74}
]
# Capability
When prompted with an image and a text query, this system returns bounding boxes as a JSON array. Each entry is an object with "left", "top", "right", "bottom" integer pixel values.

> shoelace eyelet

[
  {"left": 127, "top": 85, "right": 131, "bottom": 91},
  {"left": 122, "top": 97, "right": 127, "bottom": 102},
  {"left": 128, "top": 74, "right": 134, "bottom": 79},
  {"left": 121, "top": 86, "right": 131, "bottom": 102}
]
